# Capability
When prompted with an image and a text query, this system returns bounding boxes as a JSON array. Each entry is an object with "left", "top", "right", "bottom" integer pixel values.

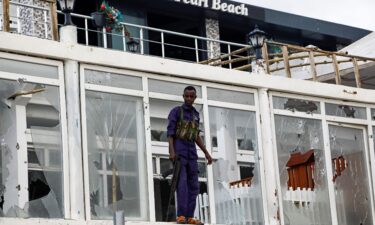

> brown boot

[
  {"left": 187, "top": 217, "right": 204, "bottom": 225},
  {"left": 176, "top": 215, "right": 186, "bottom": 224}
]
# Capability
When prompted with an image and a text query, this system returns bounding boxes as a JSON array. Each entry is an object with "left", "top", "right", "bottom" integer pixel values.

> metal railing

[
  {"left": 59, "top": 11, "right": 251, "bottom": 64},
  {"left": 2, "top": 3, "right": 375, "bottom": 89}
]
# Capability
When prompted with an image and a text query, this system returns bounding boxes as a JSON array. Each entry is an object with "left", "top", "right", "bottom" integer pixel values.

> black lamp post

[
  {"left": 127, "top": 38, "right": 140, "bottom": 53},
  {"left": 248, "top": 25, "right": 266, "bottom": 60},
  {"left": 57, "top": 0, "right": 75, "bottom": 26}
]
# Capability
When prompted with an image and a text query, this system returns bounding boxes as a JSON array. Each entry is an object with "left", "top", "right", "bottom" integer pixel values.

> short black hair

[{"left": 183, "top": 86, "right": 196, "bottom": 94}]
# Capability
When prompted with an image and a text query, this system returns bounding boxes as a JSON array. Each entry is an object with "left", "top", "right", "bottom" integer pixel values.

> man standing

[{"left": 167, "top": 86, "right": 213, "bottom": 224}]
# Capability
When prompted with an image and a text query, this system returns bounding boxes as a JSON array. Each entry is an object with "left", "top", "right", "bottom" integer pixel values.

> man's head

[{"left": 183, "top": 86, "right": 197, "bottom": 106}]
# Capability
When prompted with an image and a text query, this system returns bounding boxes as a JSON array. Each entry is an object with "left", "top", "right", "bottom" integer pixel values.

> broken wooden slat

[
  {"left": 308, "top": 51, "right": 318, "bottom": 81},
  {"left": 282, "top": 46, "right": 291, "bottom": 78},
  {"left": 332, "top": 54, "right": 341, "bottom": 84},
  {"left": 262, "top": 44, "right": 270, "bottom": 74},
  {"left": 352, "top": 57, "right": 362, "bottom": 88}
]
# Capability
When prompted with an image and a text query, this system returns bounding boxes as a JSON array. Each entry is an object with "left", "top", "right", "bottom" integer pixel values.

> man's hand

[
  {"left": 169, "top": 151, "right": 176, "bottom": 162},
  {"left": 205, "top": 152, "right": 213, "bottom": 165}
]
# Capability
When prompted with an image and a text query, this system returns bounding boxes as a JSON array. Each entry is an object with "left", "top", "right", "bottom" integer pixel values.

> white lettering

[
  {"left": 235, "top": 5, "right": 241, "bottom": 14},
  {"left": 227, "top": 4, "right": 235, "bottom": 13},
  {"left": 175, "top": 0, "right": 248, "bottom": 16},
  {"left": 221, "top": 2, "right": 227, "bottom": 12},
  {"left": 242, "top": 4, "right": 248, "bottom": 16},
  {"left": 212, "top": 0, "right": 221, "bottom": 10},
  {"left": 198, "top": 0, "right": 208, "bottom": 7}
]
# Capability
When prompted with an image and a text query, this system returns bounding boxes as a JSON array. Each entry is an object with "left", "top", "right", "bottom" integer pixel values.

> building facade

[{"left": 0, "top": 0, "right": 375, "bottom": 225}]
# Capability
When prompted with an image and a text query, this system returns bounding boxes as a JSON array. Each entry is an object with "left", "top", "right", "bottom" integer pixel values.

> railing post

[
  {"left": 122, "top": 25, "right": 126, "bottom": 51},
  {"left": 102, "top": 27, "right": 107, "bottom": 48},
  {"left": 262, "top": 44, "right": 270, "bottom": 74},
  {"left": 84, "top": 18, "right": 89, "bottom": 45},
  {"left": 50, "top": 1, "right": 59, "bottom": 41},
  {"left": 195, "top": 38, "right": 199, "bottom": 63},
  {"left": 282, "top": 45, "right": 291, "bottom": 78},
  {"left": 140, "top": 28, "right": 144, "bottom": 54},
  {"left": 161, "top": 32, "right": 165, "bottom": 58},
  {"left": 352, "top": 57, "right": 362, "bottom": 88},
  {"left": 332, "top": 54, "right": 341, "bottom": 84},
  {"left": 227, "top": 44, "right": 232, "bottom": 69},
  {"left": 308, "top": 51, "right": 318, "bottom": 81},
  {"left": 2, "top": 0, "right": 10, "bottom": 32}
]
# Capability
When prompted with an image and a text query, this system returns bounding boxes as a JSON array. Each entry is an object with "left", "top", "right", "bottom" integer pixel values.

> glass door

[{"left": 328, "top": 124, "right": 374, "bottom": 225}]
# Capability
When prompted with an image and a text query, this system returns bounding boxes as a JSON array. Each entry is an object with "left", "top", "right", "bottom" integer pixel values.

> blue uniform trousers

[{"left": 176, "top": 157, "right": 199, "bottom": 218}]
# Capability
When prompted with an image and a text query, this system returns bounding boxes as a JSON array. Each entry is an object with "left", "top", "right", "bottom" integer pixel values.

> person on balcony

[{"left": 167, "top": 86, "right": 213, "bottom": 224}]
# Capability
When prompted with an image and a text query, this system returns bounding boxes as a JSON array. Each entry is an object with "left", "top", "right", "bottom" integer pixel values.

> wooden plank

[
  {"left": 2, "top": 0, "right": 10, "bottom": 32},
  {"left": 352, "top": 57, "right": 362, "bottom": 88},
  {"left": 50, "top": 1, "right": 59, "bottom": 41},
  {"left": 262, "top": 44, "right": 270, "bottom": 74},
  {"left": 332, "top": 54, "right": 341, "bottom": 84},
  {"left": 282, "top": 45, "right": 292, "bottom": 78},
  {"left": 268, "top": 40, "right": 375, "bottom": 63},
  {"left": 198, "top": 46, "right": 251, "bottom": 64},
  {"left": 309, "top": 51, "right": 318, "bottom": 81}
]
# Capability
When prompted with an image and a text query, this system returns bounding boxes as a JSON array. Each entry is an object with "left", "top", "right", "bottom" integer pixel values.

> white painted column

[
  {"left": 142, "top": 77, "right": 156, "bottom": 221},
  {"left": 2, "top": 96, "right": 30, "bottom": 214},
  {"left": 258, "top": 88, "right": 279, "bottom": 225},
  {"left": 202, "top": 86, "right": 216, "bottom": 224},
  {"left": 60, "top": 25, "right": 85, "bottom": 219},
  {"left": 136, "top": 99, "right": 148, "bottom": 220}
]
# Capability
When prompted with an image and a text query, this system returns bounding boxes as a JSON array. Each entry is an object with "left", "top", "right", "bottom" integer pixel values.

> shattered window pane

[
  {"left": 148, "top": 79, "right": 202, "bottom": 98},
  {"left": 85, "top": 69, "right": 142, "bottom": 90},
  {"left": 85, "top": 91, "right": 148, "bottom": 220},
  {"left": 209, "top": 107, "right": 257, "bottom": 152},
  {"left": 274, "top": 115, "right": 332, "bottom": 225},
  {"left": 325, "top": 103, "right": 366, "bottom": 119},
  {"left": 371, "top": 109, "right": 375, "bottom": 120},
  {"left": 0, "top": 79, "right": 64, "bottom": 218},
  {"left": 207, "top": 88, "right": 255, "bottom": 105},
  {"left": 329, "top": 125, "right": 373, "bottom": 225},
  {"left": 149, "top": 99, "right": 203, "bottom": 142},
  {"left": 210, "top": 107, "right": 264, "bottom": 224},
  {"left": 273, "top": 96, "right": 320, "bottom": 113},
  {"left": 0, "top": 58, "right": 58, "bottom": 79}
]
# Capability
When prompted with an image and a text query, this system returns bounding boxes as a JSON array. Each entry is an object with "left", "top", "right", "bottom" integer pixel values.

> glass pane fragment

[
  {"left": 329, "top": 125, "right": 373, "bottom": 225},
  {"left": 85, "top": 69, "right": 142, "bottom": 90},
  {"left": 148, "top": 79, "right": 202, "bottom": 98},
  {"left": 325, "top": 103, "right": 366, "bottom": 119},
  {"left": 0, "top": 79, "right": 63, "bottom": 218},
  {"left": 0, "top": 58, "right": 58, "bottom": 79},
  {"left": 207, "top": 88, "right": 254, "bottom": 105},
  {"left": 85, "top": 91, "right": 148, "bottom": 220},
  {"left": 274, "top": 115, "right": 331, "bottom": 225},
  {"left": 273, "top": 96, "right": 320, "bottom": 113}
]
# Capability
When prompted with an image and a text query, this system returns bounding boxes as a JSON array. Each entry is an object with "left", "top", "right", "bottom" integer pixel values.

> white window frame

[
  {"left": 269, "top": 91, "right": 375, "bottom": 225},
  {"left": 0, "top": 52, "right": 69, "bottom": 219}
]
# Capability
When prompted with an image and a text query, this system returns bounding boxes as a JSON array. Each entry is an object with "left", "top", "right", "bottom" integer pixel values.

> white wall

[{"left": 233, "top": 0, "right": 375, "bottom": 31}]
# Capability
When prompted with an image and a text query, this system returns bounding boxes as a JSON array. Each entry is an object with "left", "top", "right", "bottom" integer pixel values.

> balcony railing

[
  {"left": 1, "top": 0, "right": 375, "bottom": 89},
  {"left": 202, "top": 41, "right": 375, "bottom": 89}
]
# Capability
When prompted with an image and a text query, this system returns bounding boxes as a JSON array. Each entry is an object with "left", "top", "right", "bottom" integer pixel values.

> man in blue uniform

[{"left": 167, "top": 86, "right": 212, "bottom": 224}]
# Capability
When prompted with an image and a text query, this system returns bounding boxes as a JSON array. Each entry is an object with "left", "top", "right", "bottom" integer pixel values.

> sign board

[{"left": 173, "top": 0, "right": 249, "bottom": 16}]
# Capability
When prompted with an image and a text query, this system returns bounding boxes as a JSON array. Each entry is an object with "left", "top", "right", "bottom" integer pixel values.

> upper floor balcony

[{"left": 1, "top": 0, "right": 375, "bottom": 89}]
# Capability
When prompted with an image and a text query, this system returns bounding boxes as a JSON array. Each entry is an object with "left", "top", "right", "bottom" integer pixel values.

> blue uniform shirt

[{"left": 167, "top": 103, "right": 200, "bottom": 159}]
